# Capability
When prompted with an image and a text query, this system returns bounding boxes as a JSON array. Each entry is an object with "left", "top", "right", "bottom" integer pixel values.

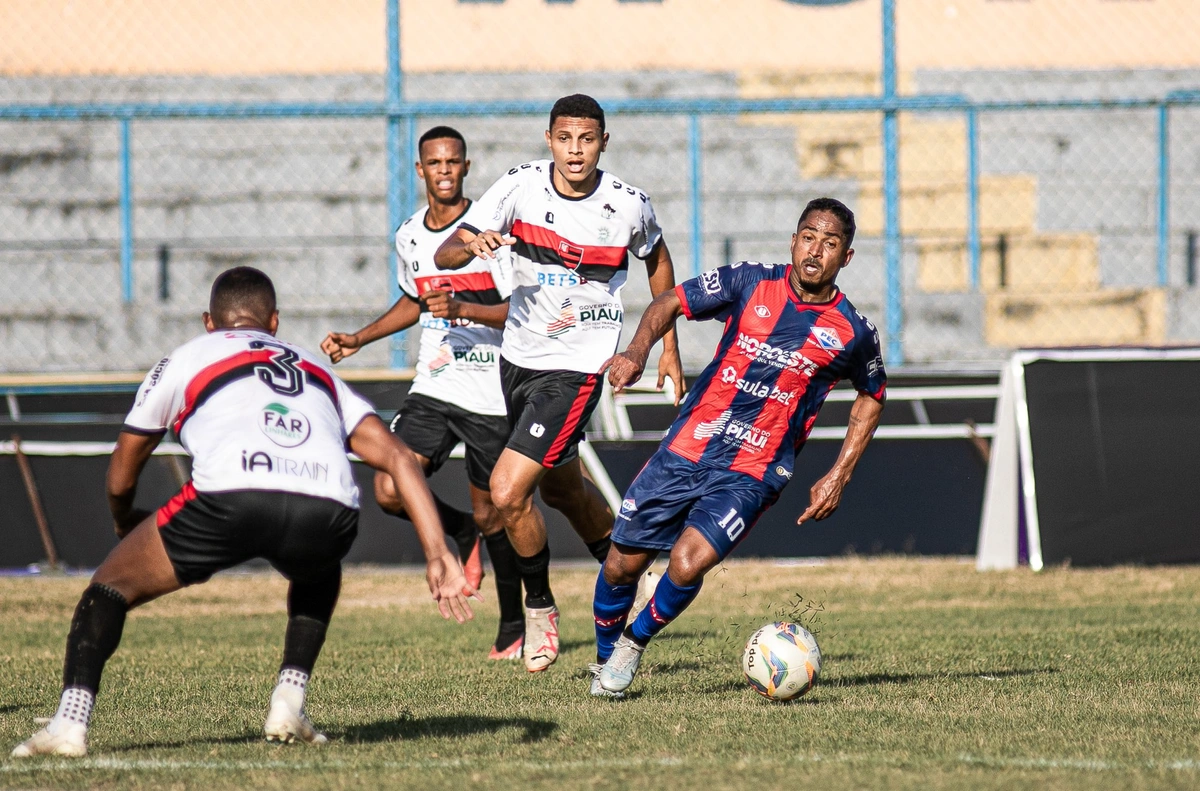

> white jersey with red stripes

[
  {"left": 459, "top": 159, "right": 662, "bottom": 374},
  {"left": 397, "top": 203, "right": 511, "bottom": 416},
  {"left": 123, "top": 330, "right": 377, "bottom": 509}
]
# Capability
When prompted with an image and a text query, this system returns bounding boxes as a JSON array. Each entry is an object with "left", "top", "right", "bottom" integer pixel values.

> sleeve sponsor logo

[
  {"left": 135, "top": 356, "right": 170, "bottom": 406},
  {"left": 700, "top": 268, "right": 722, "bottom": 295},
  {"left": 259, "top": 402, "right": 311, "bottom": 447},
  {"left": 867, "top": 356, "right": 883, "bottom": 376},
  {"left": 736, "top": 332, "right": 819, "bottom": 377},
  {"left": 775, "top": 465, "right": 793, "bottom": 480}
]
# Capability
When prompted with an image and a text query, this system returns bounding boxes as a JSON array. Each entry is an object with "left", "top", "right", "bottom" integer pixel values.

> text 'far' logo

[
  {"left": 259, "top": 403, "right": 311, "bottom": 448},
  {"left": 546, "top": 298, "right": 576, "bottom": 338},
  {"left": 557, "top": 239, "right": 586, "bottom": 269},
  {"left": 809, "top": 326, "right": 844, "bottom": 351},
  {"left": 693, "top": 409, "right": 732, "bottom": 440}
]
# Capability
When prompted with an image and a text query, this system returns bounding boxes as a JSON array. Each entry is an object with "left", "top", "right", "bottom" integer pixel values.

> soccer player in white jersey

[
  {"left": 322, "top": 126, "right": 526, "bottom": 660},
  {"left": 11, "top": 268, "right": 475, "bottom": 758},
  {"left": 435, "top": 94, "right": 686, "bottom": 672}
]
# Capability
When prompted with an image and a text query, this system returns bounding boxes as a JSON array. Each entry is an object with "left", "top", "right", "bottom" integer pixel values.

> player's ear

[
  {"left": 463, "top": 158, "right": 471, "bottom": 177},
  {"left": 202, "top": 312, "right": 216, "bottom": 333},
  {"left": 267, "top": 311, "right": 280, "bottom": 336},
  {"left": 841, "top": 248, "right": 854, "bottom": 269},
  {"left": 601, "top": 132, "right": 609, "bottom": 152},
  {"left": 544, "top": 129, "right": 552, "bottom": 149}
]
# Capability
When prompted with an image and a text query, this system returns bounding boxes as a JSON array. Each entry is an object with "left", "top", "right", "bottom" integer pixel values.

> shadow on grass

[
  {"left": 0, "top": 704, "right": 29, "bottom": 715},
  {"left": 827, "top": 667, "right": 1057, "bottom": 688},
  {"left": 109, "top": 732, "right": 262, "bottom": 752},
  {"left": 341, "top": 714, "right": 558, "bottom": 744}
]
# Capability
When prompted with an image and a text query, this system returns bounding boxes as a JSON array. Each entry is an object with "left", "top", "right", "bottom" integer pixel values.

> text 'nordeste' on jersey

[
  {"left": 397, "top": 203, "right": 512, "bottom": 416},
  {"left": 459, "top": 159, "right": 662, "bottom": 374},
  {"left": 664, "top": 262, "right": 887, "bottom": 490},
  {"left": 123, "top": 330, "right": 377, "bottom": 509}
]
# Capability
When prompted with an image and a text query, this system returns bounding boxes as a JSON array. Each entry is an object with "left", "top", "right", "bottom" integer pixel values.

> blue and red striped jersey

[{"left": 663, "top": 262, "right": 886, "bottom": 488}]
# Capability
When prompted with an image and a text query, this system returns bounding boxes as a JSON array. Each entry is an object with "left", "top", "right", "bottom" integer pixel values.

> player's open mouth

[
  {"left": 802, "top": 263, "right": 822, "bottom": 276},
  {"left": 436, "top": 179, "right": 454, "bottom": 189},
  {"left": 565, "top": 161, "right": 586, "bottom": 173}
]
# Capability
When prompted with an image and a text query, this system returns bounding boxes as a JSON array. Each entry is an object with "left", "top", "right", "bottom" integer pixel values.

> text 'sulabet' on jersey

[{"left": 663, "top": 262, "right": 887, "bottom": 491}]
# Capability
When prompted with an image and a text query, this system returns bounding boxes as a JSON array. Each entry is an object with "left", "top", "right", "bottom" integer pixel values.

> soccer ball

[{"left": 742, "top": 621, "right": 821, "bottom": 701}]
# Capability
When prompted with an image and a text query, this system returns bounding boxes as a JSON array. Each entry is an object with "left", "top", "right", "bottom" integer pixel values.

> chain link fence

[{"left": 1, "top": 0, "right": 1197, "bottom": 373}]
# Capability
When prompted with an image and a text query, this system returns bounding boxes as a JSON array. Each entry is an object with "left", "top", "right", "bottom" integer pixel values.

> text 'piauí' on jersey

[
  {"left": 459, "top": 159, "right": 662, "bottom": 374},
  {"left": 397, "top": 202, "right": 512, "bottom": 417},
  {"left": 123, "top": 330, "right": 377, "bottom": 509},
  {"left": 664, "top": 262, "right": 887, "bottom": 490}
]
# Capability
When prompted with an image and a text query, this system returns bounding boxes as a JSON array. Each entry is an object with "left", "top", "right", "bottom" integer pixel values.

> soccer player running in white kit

[
  {"left": 12, "top": 267, "right": 475, "bottom": 758},
  {"left": 322, "top": 126, "right": 527, "bottom": 660},
  {"left": 435, "top": 95, "right": 686, "bottom": 672}
]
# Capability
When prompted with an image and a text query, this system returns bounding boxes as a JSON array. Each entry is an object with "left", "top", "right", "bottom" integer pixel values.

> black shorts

[
  {"left": 389, "top": 392, "right": 508, "bottom": 490},
  {"left": 500, "top": 357, "right": 603, "bottom": 469},
  {"left": 156, "top": 484, "right": 358, "bottom": 586}
]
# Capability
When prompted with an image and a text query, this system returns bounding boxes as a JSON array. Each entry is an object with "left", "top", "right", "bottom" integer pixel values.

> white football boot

[
  {"left": 587, "top": 663, "right": 625, "bottom": 699},
  {"left": 11, "top": 722, "right": 88, "bottom": 758},
  {"left": 263, "top": 678, "right": 328, "bottom": 745},
  {"left": 599, "top": 635, "right": 646, "bottom": 693},
  {"left": 523, "top": 605, "right": 560, "bottom": 673}
]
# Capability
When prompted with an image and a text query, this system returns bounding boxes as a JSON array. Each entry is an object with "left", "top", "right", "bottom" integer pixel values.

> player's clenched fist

[
  {"left": 423, "top": 289, "right": 461, "bottom": 321},
  {"left": 465, "top": 230, "right": 516, "bottom": 260},
  {"left": 321, "top": 332, "right": 361, "bottom": 364}
]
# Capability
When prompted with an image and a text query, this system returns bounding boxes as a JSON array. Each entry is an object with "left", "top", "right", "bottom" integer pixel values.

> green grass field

[{"left": 2, "top": 558, "right": 1199, "bottom": 790}]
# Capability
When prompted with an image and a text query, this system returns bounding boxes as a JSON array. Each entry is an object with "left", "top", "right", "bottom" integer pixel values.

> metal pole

[
  {"left": 882, "top": 0, "right": 903, "bottom": 364},
  {"left": 12, "top": 434, "right": 60, "bottom": 568},
  {"left": 966, "top": 107, "right": 981, "bottom": 292},
  {"left": 689, "top": 114, "right": 703, "bottom": 278},
  {"left": 385, "top": 0, "right": 404, "bottom": 368},
  {"left": 119, "top": 119, "right": 134, "bottom": 304},
  {"left": 1157, "top": 102, "right": 1170, "bottom": 287}
]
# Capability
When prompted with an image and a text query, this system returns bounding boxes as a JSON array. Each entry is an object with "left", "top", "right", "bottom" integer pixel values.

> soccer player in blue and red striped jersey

[{"left": 588, "top": 198, "right": 886, "bottom": 697}]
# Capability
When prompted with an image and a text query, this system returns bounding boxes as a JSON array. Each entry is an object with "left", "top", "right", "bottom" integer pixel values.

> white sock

[
  {"left": 47, "top": 687, "right": 93, "bottom": 735},
  {"left": 272, "top": 668, "right": 309, "bottom": 712}
]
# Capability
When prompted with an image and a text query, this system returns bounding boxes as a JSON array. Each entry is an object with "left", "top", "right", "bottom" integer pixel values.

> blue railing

[{"left": 0, "top": 0, "right": 1191, "bottom": 366}]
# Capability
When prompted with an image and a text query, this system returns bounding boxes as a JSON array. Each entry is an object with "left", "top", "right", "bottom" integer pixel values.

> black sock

[
  {"left": 484, "top": 530, "right": 524, "bottom": 630},
  {"left": 435, "top": 496, "right": 478, "bottom": 563},
  {"left": 63, "top": 583, "right": 129, "bottom": 694},
  {"left": 513, "top": 544, "right": 554, "bottom": 609},
  {"left": 585, "top": 536, "right": 612, "bottom": 564},
  {"left": 282, "top": 571, "right": 340, "bottom": 673}
]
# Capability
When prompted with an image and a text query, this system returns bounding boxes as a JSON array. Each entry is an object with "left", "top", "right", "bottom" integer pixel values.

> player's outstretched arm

[
  {"left": 348, "top": 415, "right": 477, "bottom": 623},
  {"left": 797, "top": 392, "right": 885, "bottom": 525},
  {"left": 322, "top": 296, "right": 420, "bottom": 364},
  {"left": 601, "top": 288, "right": 685, "bottom": 396},
  {"left": 423, "top": 290, "right": 510, "bottom": 330},
  {"left": 107, "top": 431, "right": 162, "bottom": 539},
  {"left": 643, "top": 241, "right": 687, "bottom": 405},
  {"left": 434, "top": 227, "right": 515, "bottom": 270}
]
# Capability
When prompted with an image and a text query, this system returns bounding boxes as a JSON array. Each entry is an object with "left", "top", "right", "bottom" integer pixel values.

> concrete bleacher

[{"left": 2, "top": 69, "right": 1199, "bottom": 373}]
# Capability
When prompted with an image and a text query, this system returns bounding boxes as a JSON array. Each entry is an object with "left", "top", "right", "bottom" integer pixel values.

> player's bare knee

[{"left": 490, "top": 478, "right": 532, "bottom": 524}]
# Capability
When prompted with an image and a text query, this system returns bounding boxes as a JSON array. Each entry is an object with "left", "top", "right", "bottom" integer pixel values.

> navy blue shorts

[{"left": 612, "top": 448, "right": 781, "bottom": 560}]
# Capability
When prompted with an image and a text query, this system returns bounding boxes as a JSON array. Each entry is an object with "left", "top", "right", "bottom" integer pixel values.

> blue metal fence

[{"left": 0, "top": 0, "right": 1190, "bottom": 369}]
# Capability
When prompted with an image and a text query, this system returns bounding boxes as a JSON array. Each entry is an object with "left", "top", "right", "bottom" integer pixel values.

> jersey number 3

[{"left": 250, "top": 340, "right": 304, "bottom": 396}]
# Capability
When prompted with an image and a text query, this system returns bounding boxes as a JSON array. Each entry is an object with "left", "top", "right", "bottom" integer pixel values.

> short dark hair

[
  {"left": 549, "top": 94, "right": 605, "bottom": 133},
  {"left": 798, "top": 197, "right": 856, "bottom": 247},
  {"left": 209, "top": 266, "right": 276, "bottom": 324},
  {"left": 418, "top": 125, "right": 466, "bottom": 157}
]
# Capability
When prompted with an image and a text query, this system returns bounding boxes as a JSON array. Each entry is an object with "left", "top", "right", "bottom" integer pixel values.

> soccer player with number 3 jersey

[
  {"left": 588, "top": 198, "right": 887, "bottom": 697},
  {"left": 436, "top": 95, "right": 686, "bottom": 673}
]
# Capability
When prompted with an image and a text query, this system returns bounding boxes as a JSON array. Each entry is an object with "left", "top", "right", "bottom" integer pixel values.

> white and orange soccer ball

[{"left": 742, "top": 621, "right": 821, "bottom": 701}]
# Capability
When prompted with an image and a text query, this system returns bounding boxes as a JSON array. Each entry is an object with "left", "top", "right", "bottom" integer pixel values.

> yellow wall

[{"left": 1, "top": 0, "right": 1195, "bottom": 77}]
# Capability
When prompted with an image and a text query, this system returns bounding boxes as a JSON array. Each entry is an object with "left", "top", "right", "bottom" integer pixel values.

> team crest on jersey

[
  {"left": 809, "top": 327, "right": 845, "bottom": 351},
  {"left": 620, "top": 498, "right": 637, "bottom": 515},
  {"left": 556, "top": 240, "right": 586, "bottom": 269},
  {"left": 546, "top": 298, "right": 577, "bottom": 338},
  {"left": 259, "top": 403, "right": 311, "bottom": 448}
]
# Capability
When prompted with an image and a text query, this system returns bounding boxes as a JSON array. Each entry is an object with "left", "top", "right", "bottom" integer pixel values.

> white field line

[{"left": 3, "top": 753, "right": 1198, "bottom": 774}]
